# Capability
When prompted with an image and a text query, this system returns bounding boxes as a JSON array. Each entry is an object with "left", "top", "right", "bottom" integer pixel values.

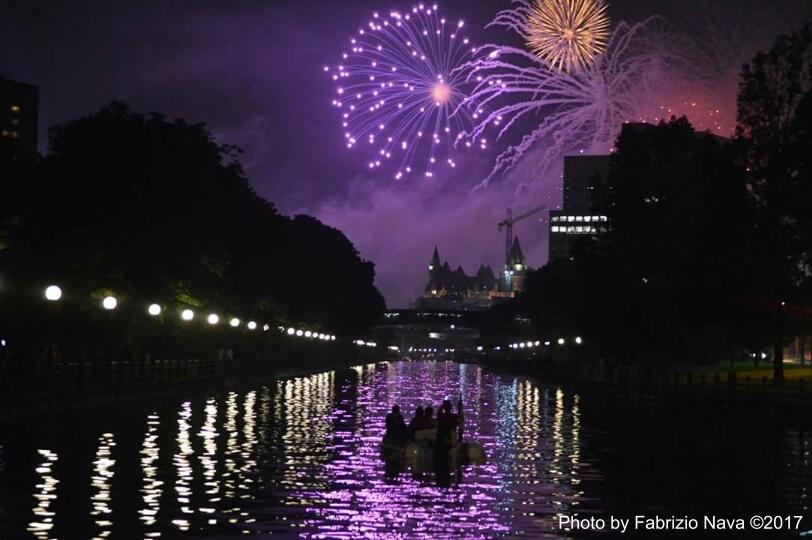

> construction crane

[{"left": 498, "top": 204, "right": 547, "bottom": 265}]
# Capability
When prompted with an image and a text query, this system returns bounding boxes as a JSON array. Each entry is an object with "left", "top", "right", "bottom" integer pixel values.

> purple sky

[{"left": 2, "top": 0, "right": 808, "bottom": 306}]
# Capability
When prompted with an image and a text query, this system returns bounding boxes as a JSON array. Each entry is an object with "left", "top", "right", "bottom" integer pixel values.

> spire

[
  {"left": 430, "top": 245, "right": 441, "bottom": 270},
  {"left": 509, "top": 237, "right": 524, "bottom": 266}
]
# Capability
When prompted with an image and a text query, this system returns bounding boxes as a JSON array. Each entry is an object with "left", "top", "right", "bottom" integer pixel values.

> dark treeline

[
  {"left": 509, "top": 24, "right": 812, "bottom": 378},
  {"left": 0, "top": 102, "right": 385, "bottom": 341}
]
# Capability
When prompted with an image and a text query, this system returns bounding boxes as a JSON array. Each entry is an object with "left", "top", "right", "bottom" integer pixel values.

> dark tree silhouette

[
  {"left": 0, "top": 102, "right": 384, "bottom": 338},
  {"left": 737, "top": 23, "right": 812, "bottom": 379}
]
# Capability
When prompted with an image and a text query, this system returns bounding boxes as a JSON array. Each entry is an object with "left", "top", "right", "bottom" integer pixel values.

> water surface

[{"left": 0, "top": 361, "right": 809, "bottom": 538}]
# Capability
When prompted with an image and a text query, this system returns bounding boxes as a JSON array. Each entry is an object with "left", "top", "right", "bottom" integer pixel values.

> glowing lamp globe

[
  {"left": 44, "top": 285, "right": 62, "bottom": 301},
  {"left": 287, "top": 327, "right": 295, "bottom": 335},
  {"left": 247, "top": 321, "right": 257, "bottom": 330},
  {"left": 207, "top": 314, "right": 219, "bottom": 325},
  {"left": 102, "top": 296, "right": 118, "bottom": 310},
  {"left": 305, "top": 330, "right": 312, "bottom": 338},
  {"left": 148, "top": 304, "right": 162, "bottom": 316},
  {"left": 557, "top": 337, "right": 565, "bottom": 345},
  {"left": 181, "top": 309, "right": 194, "bottom": 321},
  {"left": 296, "top": 329, "right": 304, "bottom": 337},
  {"left": 229, "top": 317, "right": 240, "bottom": 328}
]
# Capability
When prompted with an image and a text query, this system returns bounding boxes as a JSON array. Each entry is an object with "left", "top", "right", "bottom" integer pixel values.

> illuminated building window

[
  {"left": 584, "top": 216, "right": 591, "bottom": 222},
  {"left": 567, "top": 216, "right": 575, "bottom": 222},
  {"left": 10, "top": 105, "right": 20, "bottom": 113},
  {"left": 10, "top": 118, "right": 19, "bottom": 126},
  {"left": 551, "top": 226, "right": 559, "bottom": 232},
  {"left": 576, "top": 216, "right": 583, "bottom": 222}
]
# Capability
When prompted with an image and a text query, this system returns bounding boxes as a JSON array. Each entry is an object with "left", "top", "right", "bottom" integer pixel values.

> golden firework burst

[{"left": 526, "top": 0, "right": 611, "bottom": 72}]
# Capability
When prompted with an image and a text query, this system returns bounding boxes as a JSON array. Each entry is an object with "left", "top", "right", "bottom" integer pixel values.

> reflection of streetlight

[
  {"left": 148, "top": 304, "right": 162, "bottom": 316},
  {"left": 247, "top": 321, "right": 257, "bottom": 330},
  {"left": 181, "top": 309, "right": 194, "bottom": 321},
  {"left": 229, "top": 318, "right": 240, "bottom": 328},
  {"left": 44, "top": 285, "right": 62, "bottom": 301},
  {"left": 207, "top": 314, "right": 219, "bottom": 325},
  {"left": 102, "top": 296, "right": 117, "bottom": 310}
]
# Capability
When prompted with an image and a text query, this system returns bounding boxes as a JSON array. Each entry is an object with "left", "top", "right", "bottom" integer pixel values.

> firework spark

[
  {"left": 326, "top": 4, "right": 484, "bottom": 180},
  {"left": 526, "top": 0, "right": 611, "bottom": 73},
  {"left": 465, "top": 6, "right": 674, "bottom": 189}
]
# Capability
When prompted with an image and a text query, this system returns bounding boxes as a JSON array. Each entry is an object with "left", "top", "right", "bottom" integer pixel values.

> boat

[{"left": 380, "top": 428, "right": 486, "bottom": 471}]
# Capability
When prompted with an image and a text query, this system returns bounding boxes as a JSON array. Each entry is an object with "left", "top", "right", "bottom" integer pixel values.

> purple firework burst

[{"left": 326, "top": 4, "right": 486, "bottom": 180}]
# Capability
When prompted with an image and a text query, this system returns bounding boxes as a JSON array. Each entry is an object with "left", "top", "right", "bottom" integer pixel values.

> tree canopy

[{"left": 0, "top": 102, "right": 384, "bottom": 335}]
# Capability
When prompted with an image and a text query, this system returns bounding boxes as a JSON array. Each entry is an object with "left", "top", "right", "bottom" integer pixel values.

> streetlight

[
  {"left": 148, "top": 304, "right": 162, "bottom": 316},
  {"left": 247, "top": 321, "right": 257, "bottom": 330},
  {"left": 229, "top": 317, "right": 240, "bottom": 328},
  {"left": 181, "top": 309, "right": 194, "bottom": 321},
  {"left": 557, "top": 338, "right": 565, "bottom": 345},
  {"left": 296, "top": 329, "right": 303, "bottom": 337},
  {"left": 102, "top": 296, "right": 117, "bottom": 310},
  {"left": 44, "top": 285, "right": 62, "bottom": 301},
  {"left": 575, "top": 336, "right": 583, "bottom": 345},
  {"left": 207, "top": 314, "right": 220, "bottom": 325},
  {"left": 287, "top": 327, "right": 295, "bottom": 335}
]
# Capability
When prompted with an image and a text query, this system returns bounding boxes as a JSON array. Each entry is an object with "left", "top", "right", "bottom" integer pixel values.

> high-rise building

[
  {"left": 548, "top": 154, "right": 610, "bottom": 262},
  {"left": 0, "top": 77, "right": 39, "bottom": 163}
]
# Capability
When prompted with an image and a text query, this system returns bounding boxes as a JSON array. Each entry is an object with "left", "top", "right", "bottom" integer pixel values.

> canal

[{"left": 0, "top": 360, "right": 809, "bottom": 538}]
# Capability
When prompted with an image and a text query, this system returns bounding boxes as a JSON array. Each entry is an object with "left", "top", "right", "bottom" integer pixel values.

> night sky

[{"left": 2, "top": 0, "right": 808, "bottom": 307}]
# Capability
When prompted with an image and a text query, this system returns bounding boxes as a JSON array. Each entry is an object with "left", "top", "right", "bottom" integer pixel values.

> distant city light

[
  {"left": 181, "top": 309, "right": 194, "bottom": 321},
  {"left": 44, "top": 285, "right": 62, "bottom": 301},
  {"left": 102, "top": 296, "right": 117, "bottom": 310},
  {"left": 207, "top": 314, "right": 220, "bottom": 325},
  {"left": 148, "top": 303, "right": 162, "bottom": 316}
]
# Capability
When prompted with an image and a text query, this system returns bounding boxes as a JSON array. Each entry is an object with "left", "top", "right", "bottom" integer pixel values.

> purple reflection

[{"left": 294, "top": 361, "right": 586, "bottom": 538}]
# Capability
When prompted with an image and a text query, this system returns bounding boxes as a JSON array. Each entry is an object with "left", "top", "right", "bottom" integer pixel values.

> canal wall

[
  {"left": 0, "top": 337, "right": 381, "bottom": 422},
  {"left": 471, "top": 349, "right": 812, "bottom": 426}
]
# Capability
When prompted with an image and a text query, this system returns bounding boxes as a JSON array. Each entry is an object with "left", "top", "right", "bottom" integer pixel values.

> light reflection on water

[{"left": 1, "top": 361, "right": 811, "bottom": 538}]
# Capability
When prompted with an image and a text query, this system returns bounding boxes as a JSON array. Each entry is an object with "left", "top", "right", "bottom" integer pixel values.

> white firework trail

[{"left": 463, "top": 1, "right": 677, "bottom": 190}]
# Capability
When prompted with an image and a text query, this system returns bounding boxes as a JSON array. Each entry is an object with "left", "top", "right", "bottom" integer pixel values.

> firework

[
  {"left": 464, "top": 5, "right": 674, "bottom": 189},
  {"left": 525, "top": 0, "right": 611, "bottom": 73},
  {"left": 326, "top": 4, "right": 484, "bottom": 180}
]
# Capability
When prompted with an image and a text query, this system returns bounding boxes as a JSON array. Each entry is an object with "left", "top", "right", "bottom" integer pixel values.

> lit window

[
  {"left": 601, "top": 216, "right": 608, "bottom": 222},
  {"left": 10, "top": 119, "right": 19, "bottom": 126},
  {"left": 567, "top": 216, "right": 575, "bottom": 222},
  {"left": 584, "top": 216, "right": 591, "bottom": 222},
  {"left": 10, "top": 105, "right": 20, "bottom": 113},
  {"left": 551, "top": 226, "right": 559, "bottom": 233},
  {"left": 576, "top": 216, "right": 583, "bottom": 222},
  {"left": 576, "top": 226, "right": 583, "bottom": 233},
  {"left": 551, "top": 216, "right": 558, "bottom": 222},
  {"left": 10, "top": 131, "right": 18, "bottom": 139}
]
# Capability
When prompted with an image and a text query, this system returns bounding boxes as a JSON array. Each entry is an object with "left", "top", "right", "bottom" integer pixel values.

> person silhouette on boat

[
  {"left": 436, "top": 399, "right": 459, "bottom": 450},
  {"left": 385, "top": 404, "right": 407, "bottom": 443},
  {"left": 408, "top": 406, "right": 424, "bottom": 440},
  {"left": 422, "top": 406, "right": 436, "bottom": 429}
]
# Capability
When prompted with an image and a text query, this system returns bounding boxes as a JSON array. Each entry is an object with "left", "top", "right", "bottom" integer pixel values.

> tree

[
  {"left": 0, "top": 102, "right": 384, "bottom": 339},
  {"left": 737, "top": 23, "right": 812, "bottom": 379}
]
